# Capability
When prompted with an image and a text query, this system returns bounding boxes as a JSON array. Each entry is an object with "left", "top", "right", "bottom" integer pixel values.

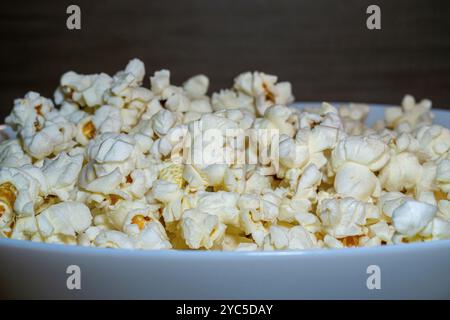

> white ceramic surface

[{"left": 0, "top": 104, "right": 449, "bottom": 300}]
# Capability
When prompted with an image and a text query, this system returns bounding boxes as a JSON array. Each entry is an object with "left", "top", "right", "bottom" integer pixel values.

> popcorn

[
  {"left": 150, "top": 69, "right": 170, "bottom": 95},
  {"left": 6, "top": 91, "right": 54, "bottom": 131},
  {"left": 183, "top": 164, "right": 209, "bottom": 190},
  {"left": 379, "top": 152, "right": 422, "bottom": 192},
  {"left": 430, "top": 217, "right": 450, "bottom": 240},
  {"left": 392, "top": 199, "right": 436, "bottom": 238},
  {"left": 263, "top": 104, "right": 296, "bottom": 137},
  {"left": 266, "top": 225, "right": 319, "bottom": 250},
  {"left": 211, "top": 89, "right": 255, "bottom": 114},
  {"left": 149, "top": 69, "right": 209, "bottom": 118},
  {"left": 334, "top": 162, "right": 381, "bottom": 201},
  {"left": 148, "top": 179, "right": 184, "bottom": 227},
  {"left": 332, "top": 135, "right": 390, "bottom": 172},
  {"left": 244, "top": 169, "right": 273, "bottom": 195},
  {"left": 85, "top": 132, "right": 137, "bottom": 169},
  {"left": 278, "top": 136, "right": 309, "bottom": 169},
  {"left": 36, "top": 201, "right": 92, "bottom": 239},
  {"left": 20, "top": 110, "right": 77, "bottom": 159},
  {"left": 384, "top": 95, "right": 433, "bottom": 132},
  {"left": 0, "top": 165, "right": 46, "bottom": 217},
  {"left": 0, "top": 139, "right": 32, "bottom": 168},
  {"left": 187, "top": 98, "right": 213, "bottom": 114},
  {"left": 318, "top": 197, "right": 380, "bottom": 239},
  {"left": 180, "top": 208, "right": 226, "bottom": 249},
  {"left": 150, "top": 125, "right": 187, "bottom": 159},
  {"left": 414, "top": 125, "right": 450, "bottom": 161},
  {"left": 0, "top": 181, "right": 17, "bottom": 233},
  {"left": 214, "top": 109, "right": 255, "bottom": 130},
  {"left": 79, "top": 163, "right": 123, "bottom": 195},
  {"left": 151, "top": 109, "right": 178, "bottom": 137},
  {"left": 97, "top": 60, "right": 153, "bottom": 132},
  {"left": 9, "top": 216, "right": 39, "bottom": 240},
  {"left": 96, "top": 199, "right": 171, "bottom": 249},
  {"left": 183, "top": 75, "right": 209, "bottom": 99},
  {"left": 94, "top": 230, "right": 135, "bottom": 249},
  {"left": 121, "top": 167, "right": 158, "bottom": 199},
  {"left": 195, "top": 191, "right": 240, "bottom": 227},
  {"left": 132, "top": 221, "right": 172, "bottom": 249},
  {"left": 339, "top": 103, "right": 370, "bottom": 135},
  {"left": 221, "top": 234, "right": 258, "bottom": 251},
  {"left": 437, "top": 199, "right": 450, "bottom": 218},
  {"left": 92, "top": 105, "right": 123, "bottom": 134},
  {"left": 159, "top": 162, "right": 184, "bottom": 187},
  {"left": 129, "top": 118, "right": 154, "bottom": 144},
  {"left": 80, "top": 133, "right": 147, "bottom": 194},
  {"left": 163, "top": 90, "right": 191, "bottom": 113},
  {"left": 278, "top": 168, "right": 322, "bottom": 225},
  {"left": 233, "top": 71, "right": 294, "bottom": 115},
  {"left": 323, "top": 234, "right": 344, "bottom": 249},
  {"left": 435, "top": 159, "right": 450, "bottom": 194},
  {"left": 42, "top": 152, "right": 83, "bottom": 200},
  {"left": 105, "top": 200, "right": 155, "bottom": 230},
  {"left": 223, "top": 167, "right": 246, "bottom": 193},
  {"left": 152, "top": 179, "right": 183, "bottom": 203},
  {"left": 114, "top": 58, "right": 146, "bottom": 88},
  {"left": 56, "top": 71, "right": 112, "bottom": 107},
  {"left": 299, "top": 102, "right": 343, "bottom": 131},
  {"left": 368, "top": 221, "right": 395, "bottom": 243},
  {"left": 378, "top": 191, "right": 407, "bottom": 218},
  {"left": 77, "top": 226, "right": 104, "bottom": 247},
  {"left": 277, "top": 103, "right": 344, "bottom": 173},
  {"left": 73, "top": 116, "right": 96, "bottom": 146},
  {"left": 2, "top": 60, "right": 449, "bottom": 250}
]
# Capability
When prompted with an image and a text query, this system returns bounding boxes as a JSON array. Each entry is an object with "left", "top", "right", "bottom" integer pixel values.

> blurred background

[{"left": 1, "top": 0, "right": 449, "bottom": 121}]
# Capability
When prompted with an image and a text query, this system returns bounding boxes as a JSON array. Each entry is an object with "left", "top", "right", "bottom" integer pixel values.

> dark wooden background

[{"left": 1, "top": 0, "right": 450, "bottom": 122}]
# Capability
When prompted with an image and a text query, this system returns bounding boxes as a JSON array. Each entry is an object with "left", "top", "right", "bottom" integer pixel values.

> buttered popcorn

[{"left": 0, "top": 58, "right": 449, "bottom": 249}]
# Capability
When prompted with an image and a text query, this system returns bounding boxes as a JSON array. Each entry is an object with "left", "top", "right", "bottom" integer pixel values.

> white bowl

[{"left": 1, "top": 104, "right": 449, "bottom": 299}]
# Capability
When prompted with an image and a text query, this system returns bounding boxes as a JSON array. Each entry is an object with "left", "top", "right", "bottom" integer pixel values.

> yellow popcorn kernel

[
  {"left": 109, "top": 194, "right": 124, "bottom": 205},
  {"left": 262, "top": 82, "right": 275, "bottom": 103},
  {"left": 314, "top": 232, "right": 325, "bottom": 241},
  {"left": 35, "top": 104, "right": 42, "bottom": 115},
  {"left": 82, "top": 121, "right": 96, "bottom": 139},
  {"left": 131, "top": 214, "right": 151, "bottom": 231},
  {"left": 342, "top": 235, "right": 363, "bottom": 247},
  {"left": 159, "top": 163, "right": 184, "bottom": 188},
  {"left": 0, "top": 182, "right": 17, "bottom": 210},
  {"left": 125, "top": 174, "right": 133, "bottom": 184},
  {"left": 434, "top": 190, "right": 448, "bottom": 201}
]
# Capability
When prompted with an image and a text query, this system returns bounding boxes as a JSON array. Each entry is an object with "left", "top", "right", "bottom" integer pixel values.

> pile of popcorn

[{"left": 0, "top": 58, "right": 449, "bottom": 251}]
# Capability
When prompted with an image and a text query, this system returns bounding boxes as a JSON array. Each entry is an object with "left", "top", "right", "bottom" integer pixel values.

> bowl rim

[{"left": 1, "top": 237, "right": 449, "bottom": 258}]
